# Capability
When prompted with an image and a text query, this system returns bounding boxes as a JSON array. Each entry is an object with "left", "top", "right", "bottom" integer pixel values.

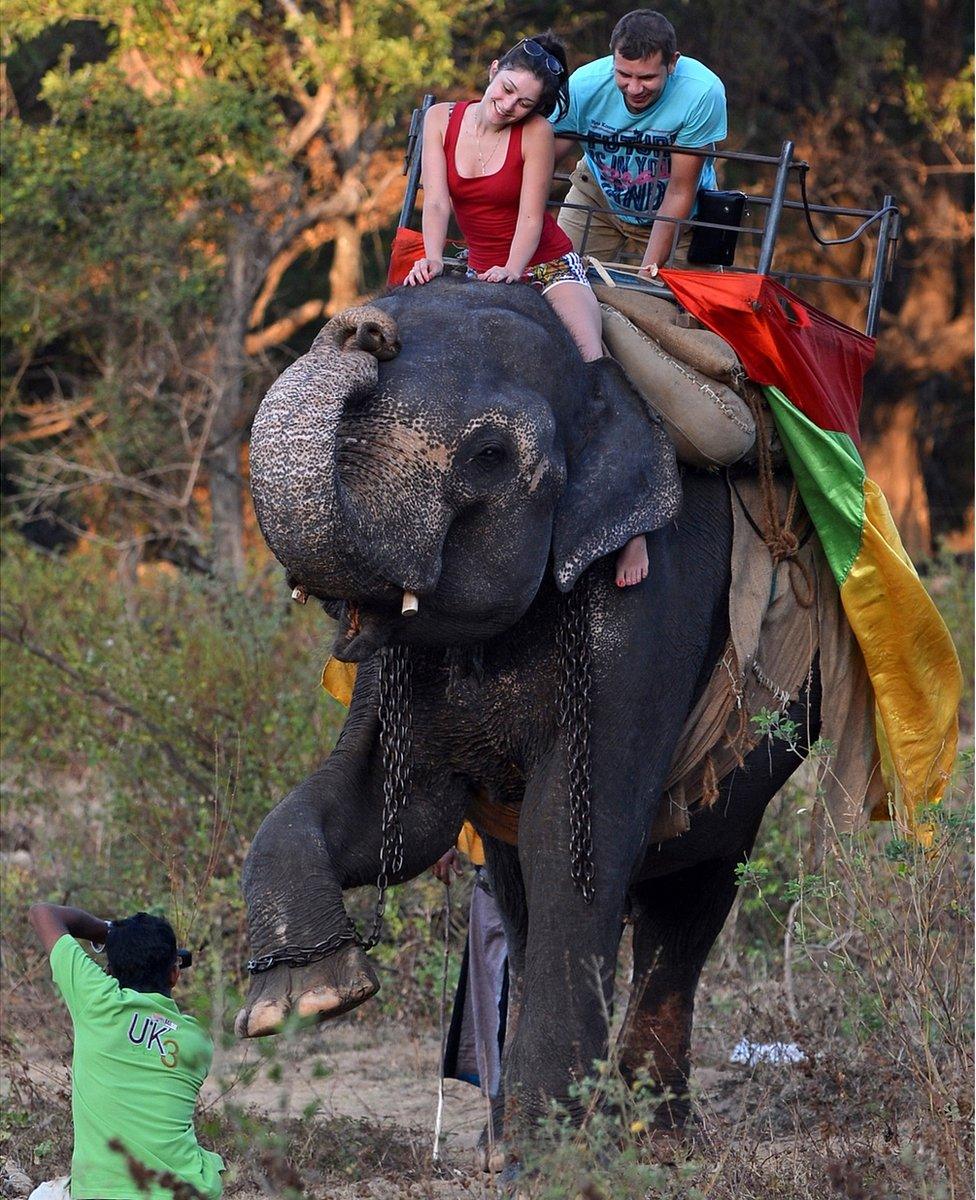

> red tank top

[{"left": 444, "top": 101, "right": 572, "bottom": 274}]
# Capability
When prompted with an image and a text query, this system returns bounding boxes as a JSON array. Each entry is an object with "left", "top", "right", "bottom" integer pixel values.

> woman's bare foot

[{"left": 616, "top": 535, "right": 648, "bottom": 588}]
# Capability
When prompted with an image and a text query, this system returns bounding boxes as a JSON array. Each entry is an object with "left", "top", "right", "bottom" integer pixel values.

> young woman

[{"left": 403, "top": 33, "right": 648, "bottom": 589}]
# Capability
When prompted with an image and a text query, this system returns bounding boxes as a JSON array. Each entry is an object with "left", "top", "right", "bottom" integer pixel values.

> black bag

[{"left": 687, "top": 189, "right": 746, "bottom": 267}]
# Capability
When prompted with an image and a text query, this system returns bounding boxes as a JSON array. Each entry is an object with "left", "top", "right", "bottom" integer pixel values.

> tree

[{"left": 2, "top": 0, "right": 477, "bottom": 577}]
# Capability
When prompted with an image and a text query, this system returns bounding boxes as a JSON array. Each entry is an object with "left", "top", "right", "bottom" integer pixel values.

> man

[
  {"left": 431, "top": 824, "right": 509, "bottom": 1102},
  {"left": 552, "top": 9, "right": 727, "bottom": 279},
  {"left": 29, "top": 903, "right": 223, "bottom": 1200}
]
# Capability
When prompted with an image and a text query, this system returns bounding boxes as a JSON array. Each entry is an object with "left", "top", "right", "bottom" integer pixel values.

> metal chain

[
  {"left": 556, "top": 572, "right": 595, "bottom": 902},
  {"left": 247, "top": 930, "right": 357, "bottom": 975},
  {"left": 362, "top": 642, "right": 414, "bottom": 949},
  {"left": 246, "top": 643, "right": 414, "bottom": 974}
]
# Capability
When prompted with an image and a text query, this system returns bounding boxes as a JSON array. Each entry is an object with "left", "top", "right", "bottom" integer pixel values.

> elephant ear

[{"left": 552, "top": 357, "right": 681, "bottom": 592}]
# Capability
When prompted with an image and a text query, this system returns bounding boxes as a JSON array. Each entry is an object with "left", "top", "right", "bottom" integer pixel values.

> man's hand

[
  {"left": 431, "top": 848, "right": 463, "bottom": 885},
  {"left": 29, "top": 904, "right": 111, "bottom": 957},
  {"left": 640, "top": 145, "right": 705, "bottom": 271},
  {"left": 403, "top": 257, "right": 444, "bottom": 286}
]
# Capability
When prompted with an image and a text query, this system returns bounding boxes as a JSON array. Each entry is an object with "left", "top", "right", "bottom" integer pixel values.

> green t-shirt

[{"left": 50, "top": 935, "right": 224, "bottom": 1200}]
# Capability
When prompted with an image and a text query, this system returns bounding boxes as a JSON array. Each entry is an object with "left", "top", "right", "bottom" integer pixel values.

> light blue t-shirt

[{"left": 552, "top": 55, "right": 727, "bottom": 225}]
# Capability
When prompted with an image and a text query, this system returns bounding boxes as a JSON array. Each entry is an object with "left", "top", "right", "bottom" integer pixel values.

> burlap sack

[
  {"left": 593, "top": 282, "right": 743, "bottom": 387},
  {"left": 601, "top": 304, "right": 755, "bottom": 467}
]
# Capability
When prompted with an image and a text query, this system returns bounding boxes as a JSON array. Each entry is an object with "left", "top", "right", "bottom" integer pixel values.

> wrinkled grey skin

[{"left": 240, "top": 278, "right": 819, "bottom": 1143}]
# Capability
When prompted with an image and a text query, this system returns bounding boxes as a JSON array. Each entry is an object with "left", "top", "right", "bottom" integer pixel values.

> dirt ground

[
  {"left": 206, "top": 1021, "right": 491, "bottom": 1196},
  {"left": 3, "top": 1013, "right": 753, "bottom": 1200},
  {"left": 3, "top": 1018, "right": 485, "bottom": 1198}
]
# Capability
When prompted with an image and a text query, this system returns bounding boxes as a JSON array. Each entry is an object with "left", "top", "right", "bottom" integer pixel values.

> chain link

[
  {"left": 556, "top": 572, "right": 595, "bottom": 902},
  {"left": 247, "top": 930, "right": 357, "bottom": 975},
  {"left": 362, "top": 642, "right": 414, "bottom": 949}
]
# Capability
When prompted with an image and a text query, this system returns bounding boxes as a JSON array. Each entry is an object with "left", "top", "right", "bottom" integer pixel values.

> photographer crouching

[{"left": 28, "top": 904, "right": 224, "bottom": 1200}]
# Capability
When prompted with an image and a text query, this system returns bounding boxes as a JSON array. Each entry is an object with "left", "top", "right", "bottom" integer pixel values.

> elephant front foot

[{"left": 235, "top": 942, "right": 379, "bottom": 1038}]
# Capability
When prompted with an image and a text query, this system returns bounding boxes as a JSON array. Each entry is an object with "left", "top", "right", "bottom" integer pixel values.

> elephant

[{"left": 237, "top": 276, "right": 822, "bottom": 1139}]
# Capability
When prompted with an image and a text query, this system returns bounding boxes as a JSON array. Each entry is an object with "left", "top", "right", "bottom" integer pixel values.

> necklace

[{"left": 472, "top": 107, "right": 504, "bottom": 175}]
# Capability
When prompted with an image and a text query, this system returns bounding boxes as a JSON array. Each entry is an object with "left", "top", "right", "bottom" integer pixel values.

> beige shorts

[{"left": 556, "top": 163, "right": 692, "bottom": 267}]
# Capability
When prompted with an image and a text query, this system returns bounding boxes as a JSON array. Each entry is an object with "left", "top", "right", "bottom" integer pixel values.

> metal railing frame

[{"left": 396, "top": 100, "right": 901, "bottom": 337}]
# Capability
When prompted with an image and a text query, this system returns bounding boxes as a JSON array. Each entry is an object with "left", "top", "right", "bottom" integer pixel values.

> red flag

[{"left": 660, "top": 271, "right": 875, "bottom": 444}]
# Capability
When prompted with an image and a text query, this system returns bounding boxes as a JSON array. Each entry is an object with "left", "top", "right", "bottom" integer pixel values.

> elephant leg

[
  {"left": 619, "top": 854, "right": 747, "bottom": 1127},
  {"left": 237, "top": 717, "right": 473, "bottom": 1038},
  {"left": 499, "top": 750, "right": 642, "bottom": 1141},
  {"left": 620, "top": 676, "right": 823, "bottom": 1124},
  {"left": 236, "top": 762, "right": 380, "bottom": 1038},
  {"left": 498, "top": 556, "right": 730, "bottom": 1141}
]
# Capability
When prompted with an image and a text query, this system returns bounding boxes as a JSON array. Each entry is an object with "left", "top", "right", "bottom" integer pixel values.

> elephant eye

[{"left": 472, "top": 443, "right": 507, "bottom": 470}]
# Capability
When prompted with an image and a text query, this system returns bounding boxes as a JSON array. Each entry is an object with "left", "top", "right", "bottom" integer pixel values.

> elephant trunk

[{"left": 249, "top": 305, "right": 401, "bottom": 596}]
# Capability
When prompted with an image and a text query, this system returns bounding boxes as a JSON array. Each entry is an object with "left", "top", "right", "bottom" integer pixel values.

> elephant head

[{"left": 249, "top": 277, "right": 680, "bottom": 657}]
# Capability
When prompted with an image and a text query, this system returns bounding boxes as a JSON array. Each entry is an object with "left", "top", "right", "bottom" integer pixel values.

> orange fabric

[
  {"left": 456, "top": 820, "right": 486, "bottom": 865},
  {"left": 466, "top": 790, "right": 520, "bottom": 846},
  {"left": 387, "top": 227, "right": 464, "bottom": 287}
]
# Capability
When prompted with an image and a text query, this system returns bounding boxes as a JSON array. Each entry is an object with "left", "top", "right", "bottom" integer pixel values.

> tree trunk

[
  {"left": 326, "top": 217, "right": 363, "bottom": 315},
  {"left": 209, "top": 431, "right": 247, "bottom": 581},
  {"left": 862, "top": 400, "right": 932, "bottom": 560},
  {"left": 209, "top": 218, "right": 272, "bottom": 582}
]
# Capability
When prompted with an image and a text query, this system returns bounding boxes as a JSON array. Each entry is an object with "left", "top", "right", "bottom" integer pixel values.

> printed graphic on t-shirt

[
  {"left": 586, "top": 122, "right": 678, "bottom": 220},
  {"left": 127, "top": 1011, "right": 181, "bottom": 1066}
]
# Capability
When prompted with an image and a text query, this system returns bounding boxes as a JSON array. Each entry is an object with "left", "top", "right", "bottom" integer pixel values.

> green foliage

[
  {"left": 0, "top": 537, "right": 475, "bottom": 1038},
  {"left": 750, "top": 706, "right": 800, "bottom": 753},
  {"left": 2, "top": 71, "right": 255, "bottom": 350},
  {"left": 903, "top": 55, "right": 975, "bottom": 138},
  {"left": 365, "top": 877, "right": 468, "bottom": 1022},
  {"left": 1, "top": 537, "right": 972, "bottom": 1196},
  {"left": 1, "top": 0, "right": 482, "bottom": 553},
  {"left": 0, "top": 538, "right": 341, "bottom": 941},
  {"left": 521, "top": 1060, "right": 706, "bottom": 1198},
  {"left": 928, "top": 552, "right": 975, "bottom": 721}
]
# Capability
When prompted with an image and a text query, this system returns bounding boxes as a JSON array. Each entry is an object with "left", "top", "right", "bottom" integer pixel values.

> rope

[
  {"left": 701, "top": 754, "right": 720, "bottom": 807},
  {"left": 740, "top": 388, "right": 815, "bottom": 608},
  {"left": 432, "top": 881, "right": 452, "bottom": 1164}
]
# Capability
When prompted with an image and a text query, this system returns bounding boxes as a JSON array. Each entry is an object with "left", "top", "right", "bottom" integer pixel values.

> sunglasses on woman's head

[{"left": 513, "top": 38, "right": 564, "bottom": 78}]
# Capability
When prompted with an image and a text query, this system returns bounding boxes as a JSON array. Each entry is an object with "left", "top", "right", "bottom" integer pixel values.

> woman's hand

[
  {"left": 403, "top": 258, "right": 444, "bottom": 286},
  {"left": 476, "top": 265, "right": 521, "bottom": 284}
]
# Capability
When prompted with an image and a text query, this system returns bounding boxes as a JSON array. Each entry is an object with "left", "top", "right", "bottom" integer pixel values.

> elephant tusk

[
  {"left": 291, "top": 586, "right": 308, "bottom": 605},
  {"left": 401, "top": 590, "right": 419, "bottom": 617}
]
